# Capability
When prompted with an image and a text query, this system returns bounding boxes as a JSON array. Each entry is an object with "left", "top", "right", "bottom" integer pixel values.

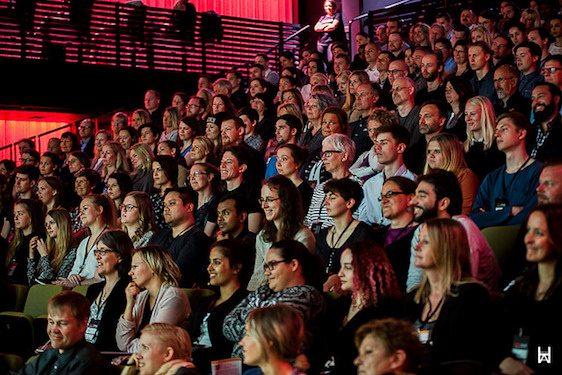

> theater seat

[
  {"left": 181, "top": 288, "right": 215, "bottom": 310},
  {"left": 481, "top": 225, "right": 520, "bottom": 265},
  {"left": 0, "top": 352, "right": 24, "bottom": 372}
]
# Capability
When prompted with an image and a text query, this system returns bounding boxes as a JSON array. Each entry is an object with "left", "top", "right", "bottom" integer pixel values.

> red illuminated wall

[{"left": 118, "top": 0, "right": 297, "bottom": 23}]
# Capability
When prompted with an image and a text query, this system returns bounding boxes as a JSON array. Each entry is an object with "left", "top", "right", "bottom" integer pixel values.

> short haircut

[
  {"left": 49, "top": 290, "right": 90, "bottom": 322},
  {"left": 70, "top": 151, "right": 91, "bottom": 169},
  {"left": 436, "top": 11, "right": 452, "bottom": 22},
  {"left": 324, "top": 178, "right": 364, "bottom": 212},
  {"left": 528, "top": 27, "right": 550, "bottom": 41},
  {"left": 19, "top": 138, "right": 35, "bottom": 149},
  {"left": 534, "top": 82, "right": 562, "bottom": 100},
  {"left": 479, "top": 10, "right": 497, "bottom": 21},
  {"left": 222, "top": 115, "right": 245, "bottom": 130},
  {"left": 514, "top": 41, "right": 542, "bottom": 58},
  {"left": 41, "top": 152, "right": 61, "bottom": 168},
  {"left": 385, "top": 176, "right": 418, "bottom": 195},
  {"left": 139, "top": 123, "right": 162, "bottom": 138},
  {"left": 334, "top": 53, "right": 351, "bottom": 65},
  {"left": 434, "top": 38, "right": 452, "bottom": 50},
  {"left": 280, "top": 50, "right": 294, "bottom": 60},
  {"left": 496, "top": 111, "right": 531, "bottom": 133},
  {"left": 359, "top": 81, "right": 381, "bottom": 97},
  {"left": 226, "top": 69, "right": 243, "bottom": 80},
  {"left": 218, "top": 192, "right": 247, "bottom": 214},
  {"left": 237, "top": 107, "right": 259, "bottom": 124},
  {"left": 146, "top": 89, "right": 161, "bottom": 101},
  {"left": 15, "top": 165, "right": 39, "bottom": 182},
  {"left": 369, "top": 109, "right": 400, "bottom": 127},
  {"left": 224, "top": 145, "right": 253, "bottom": 171},
  {"left": 250, "top": 63, "right": 265, "bottom": 72},
  {"left": 421, "top": 99, "right": 448, "bottom": 119},
  {"left": 22, "top": 149, "right": 40, "bottom": 163},
  {"left": 213, "top": 78, "right": 233, "bottom": 94},
  {"left": 165, "top": 187, "right": 196, "bottom": 206},
  {"left": 417, "top": 170, "right": 462, "bottom": 216},
  {"left": 75, "top": 169, "right": 102, "bottom": 193},
  {"left": 375, "top": 123, "right": 410, "bottom": 148},
  {"left": 61, "top": 132, "right": 80, "bottom": 152},
  {"left": 469, "top": 41, "right": 492, "bottom": 56}
]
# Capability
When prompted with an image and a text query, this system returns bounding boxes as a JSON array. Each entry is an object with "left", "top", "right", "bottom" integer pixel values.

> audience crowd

[{"left": 3, "top": 1, "right": 562, "bottom": 374}]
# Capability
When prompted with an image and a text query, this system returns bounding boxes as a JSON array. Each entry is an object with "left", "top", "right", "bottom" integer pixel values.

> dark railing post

[
  {"left": 277, "top": 22, "right": 284, "bottom": 73},
  {"left": 116, "top": 3, "right": 121, "bottom": 67}
]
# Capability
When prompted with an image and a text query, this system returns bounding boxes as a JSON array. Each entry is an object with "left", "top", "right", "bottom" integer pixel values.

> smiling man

[
  {"left": 530, "top": 83, "right": 562, "bottom": 162},
  {"left": 17, "top": 291, "right": 110, "bottom": 375}
]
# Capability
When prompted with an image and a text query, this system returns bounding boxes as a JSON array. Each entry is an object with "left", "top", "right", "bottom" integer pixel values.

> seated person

[
  {"left": 116, "top": 245, "right": 191, "bottom": 353},
  {"left": 188, "top": 240, "right": 252, "bottom": 374},
  {"left": 16, "top": 291, "right": 111, "bottom": 374},
  {"left": 470, "top": 112, "right": 542, "bottom": 229},
  {"left": 215, "top": 193, "right": 256, "bottom": 245}
]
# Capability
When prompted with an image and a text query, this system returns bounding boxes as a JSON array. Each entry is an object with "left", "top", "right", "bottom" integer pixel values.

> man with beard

[
  {"left": 468, "top": 41, "right": 495, "bottom": 100},
  {"left": 409, "top": 47, "right": 427, "bottom": 88},
  {"left": 515, "top": 42, "right": 543, "bottom": 99},
  {"left": 529, "top": 83, "right": 562, "bottom": 161},
  {"left": 493, "top": 64, "right": 531, "bottom": 117},
  {"left": 406, "top": 170, "right": 501, "bottom": 291},
  {"left": 415, "top": 52, "right": 446, "bottom": 105},
  {"left": 149, "top": 187, "right": 210, "bottom": 288},
  {"left": 392, "top": 77, "right": 421, "bottom": 145},
  {"left": 358, "top": 124, "right": 416, "bottom": 226}
]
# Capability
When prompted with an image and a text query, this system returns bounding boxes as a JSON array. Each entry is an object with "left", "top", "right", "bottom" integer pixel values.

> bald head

[{"left": 388, "top": 60, "right": 409, "bottom": 85}]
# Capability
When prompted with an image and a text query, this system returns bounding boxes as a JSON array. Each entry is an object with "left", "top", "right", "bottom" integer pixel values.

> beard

[
  {"left": 533, "top": 102, "right": 557, "bottom": 122},
  {"left": 413, "top": 204, "right": 439, "bottom": 222}
]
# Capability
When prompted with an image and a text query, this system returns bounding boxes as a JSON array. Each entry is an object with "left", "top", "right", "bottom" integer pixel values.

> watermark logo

[{"left": 538, "top": 346, "right": 551, "bottom": 364}]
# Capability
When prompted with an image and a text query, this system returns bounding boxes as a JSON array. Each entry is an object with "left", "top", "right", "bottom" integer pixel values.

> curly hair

[{"left": 346, "top": 240, "right": 400, "bottom": 308}]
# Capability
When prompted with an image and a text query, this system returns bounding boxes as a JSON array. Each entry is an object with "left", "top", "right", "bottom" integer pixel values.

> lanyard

[{"left": 501, "top": 157, "right": 531, "bottom": 198}]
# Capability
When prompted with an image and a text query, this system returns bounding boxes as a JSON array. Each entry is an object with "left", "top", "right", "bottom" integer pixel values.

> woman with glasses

[
  {"left": 85, "top": 230, "right": 133, "bottom": 351},
  {"left": 121, "top": 192, "right": 156, "bottom": 248},
  {"left": 116, "top": 245, "right": 191, "bottom": 353},
  {"left": 188, "top": 240, "right": 252, "bottom": 374},
  {"left": 304, "top": 134, "right": 360, "bottom": 233},
  {"left": 189, "top": 162, "right": 220, "bottom": 236},
  {"left": 342, "top": 71, "right": 370, "bottom": 122},
  {"left": 27, "top": 208, "right": 77, "bottom": 285},
  {"left": 106, "top": 172, "right": 133, "bottom": 218},
  {"left": 225, "top": 239, "right": 325, "bottom": 361},
  {"left": 452, "top": 40, "right": 473, "bottom": 79},
  {"left": 321, "top": 240, "right": 400, "bottom": 375},
  {"left": 247, "top": 175, "right": 316, "bottom": 291},
  {"left": 56, "top": 194, "right": 117, "bottom": 288}
]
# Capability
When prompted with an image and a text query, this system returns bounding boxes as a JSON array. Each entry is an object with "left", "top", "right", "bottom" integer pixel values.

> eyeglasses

[
  {"left": 263, "top": 259, "right": 291, "bottom": 272},
  {"left": 259, "top": 197, "right": 280, "bottom": 205},
  {"left": 79, "top": 125, "right": 91, "bottom": 129},
  {"left": 321, "top": 150, "right": 343, "bottom": 158},
  {"left": 378, "top": 191, "right": 406, "bottom": 201},
  {"left": 20, "top": 158, "right": 36, "bottom": 163},
  {"left": 388, "top": 69, "right": 407, "bottom": 75},
  {"left": 541, "top": 67, "right": 562, "bottom": 75},
  {"left": 94, "top": 249, "right": 114, "bottom": 257},
  {"left": 120, "top": 204, "right": 138, "bottom": 212}
]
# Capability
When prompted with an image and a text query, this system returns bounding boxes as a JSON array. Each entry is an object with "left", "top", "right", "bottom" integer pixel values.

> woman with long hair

[
  {"left": 404, "top": 218, "right": 491, "bottom": 367},
  {"left": 0, "top": 175, "right": 13, "bottom": 239},
  {"left": 39, "top": 152, "right": 60, "bottom": 177},
  {"left": 6, "top": 199, "right": 44, "bottom": 285},
  {"left": 189, "top": 162, "right": 220, "bottom": 237},
  {"left": 471, "top": 26, "right": 493, "bottom": 46},
  {"left": 321, "top": 240, "right": 400, "bottom": 374},
  {"left": 118, "top": 127, "right": 139, "bottom": 152},
  {"left": 197, "top": 88, "right": 213, "bottom": 119},
  {"left": 275, "top": 144, "right": 312, "bottom": 212},
  {"left": 101, "top": 141, "right": 130, "bottom": 185},
  {"left": 57, "top": 194, "right": 117, "bottom": 287},
  {"left": 85, "top": 230, "right": 133, "bottom": 351},
  {"left": 151, "top": 155, "right": 178, "bottom": 231},
  {"left": 92, "top": 130, "right": 113, "bottom": 174},
  {"left": 106, "top": 172, "right": 133, "bottom": 216},
  {"left": 499, "top": 204, "right": 562, "bottom": 375},
  {"left": 205, "top": 115, "right": 223, "bottom": 152},
  {"left": 251, "top": 92, "right": 276, "bottom": 141},
  {"left": 225, "top": 240, "right": 325, "bottom": 360},
  {"left": 129, "top": 142, "right": 154, "bottom": 194},
  {"left": 211, "top": 94, "right": 236, "bottom": 116},
  {"left": 27, "top": 208, "right": 77, "bottom": 285},
  {"left": 248, "top": 175, "right": 316, "bottom": 291},
  {"left": 443, "top": 75, "right": 474, "bottom": 141},
  {"left": 121, "top": 191, "right": 156, "bottom": 248},
  {"left": 157, "top": 140, "right": 189, "bottom": 188},
  {"left": 132, "top": 109, "right": 151, "bottom": 131},
  {"left": 116, "top": 245, "right": 191, "bottom": 353},
  {"left": 172, "top": 91, "right": 189, "bottom": 118},
  {"left": 161, "top": 106, "right": 181, "bottom": 142},
  {"left": 178, "top": 116, "right": 200, "bottom": 161},
  {"left": 452, "top": 40, "right": 473, "bottom": 79},
  {"left": 190, "top": 136, "right": 216, "bottom": 165},
  {"left": 189, "top": 240, "right": 253, "bottom": 374},
  {"left": 239, "top": 305, "right": 305, "bottom": 375},
  {"left": 342, "top": 70, "right": 370, "bottom": 121},
  {"left": 37, "top": 176, "right": 63, "bottom": 212},
  {"left": 424, "top": 133, "right": 480, "bottom": 215},
  {"left": 463, "top": 96, "right": 505, "bottom": 180}
]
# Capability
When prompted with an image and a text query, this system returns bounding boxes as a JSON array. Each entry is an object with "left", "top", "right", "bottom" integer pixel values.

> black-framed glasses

[
  {"left": 378, "top": 191, "right": 406, "bottom": 201},
  {"left": 120, "top": 204, "right": 138, "bottom": 212},
  {"left": 321, "top": 150, "right": 343, "bottom": 158},
  {"left": 263, "top": 259, "right": 291, "bottom": 272},
  {"left": 542, "top": 67, "right": 562, "bottom": 75},
  {"left": 259, "top": 197, "right": 280, "bottom": 205},
  {"left": 94, "top": 249, "right": 114, "bottom": 257}
]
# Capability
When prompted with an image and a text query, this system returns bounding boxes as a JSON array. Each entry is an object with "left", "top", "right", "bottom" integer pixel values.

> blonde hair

[
  {"left": 342, "top": 70, "right": 369, "bottom": 114},
  {"left": 470, "top": 26, "right": 492, "bottom": 48},
  {"left": 130, "top": 142, "right": 154, "bottom": 173},
  {"left": 197, "top": 88, "right": 213, "bottom": 119},
  {"left": 424, "top": 133, "right": 468, "bottom": 175},
  {"left": 521, "top": 8, "right": 541, "bottom": 29},
  {"left": 141, "top": 323, "right": 192, "bottom": 361},
  {"left": 463, "top": 96, "right": 496, "bottom": 152},
  {"left": 413, "top": 218, "right": 475, "bottom": 304},
  {"left": 102, "top": 141, "right": 130, "bottom": 179},
  {"left": 277, "top": 103, "right": 304, "bottom": 125},
  {"left": 133, "top": 245, "right": 181, "bottom": 286}
]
